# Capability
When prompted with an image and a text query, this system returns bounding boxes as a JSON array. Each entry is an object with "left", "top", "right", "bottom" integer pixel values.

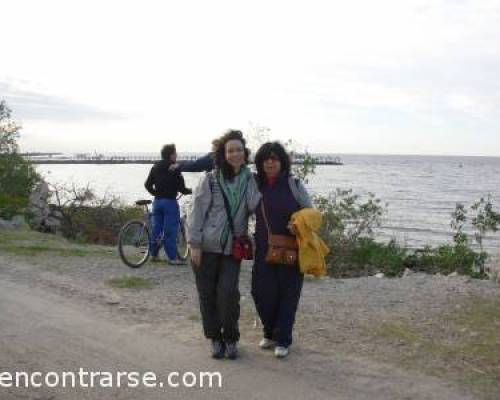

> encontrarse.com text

[{"left": 0, "top": 369, "right": 222, "bottom": 389}]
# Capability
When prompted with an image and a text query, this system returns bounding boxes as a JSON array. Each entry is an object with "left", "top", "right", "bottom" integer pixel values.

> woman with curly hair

[{"left": 188, "top": 130, "right": 261, "bottom": 359}]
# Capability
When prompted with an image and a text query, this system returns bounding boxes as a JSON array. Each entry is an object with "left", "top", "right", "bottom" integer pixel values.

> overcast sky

[{"left": 1, "top": 0, "right": 500, "bottom": 156}]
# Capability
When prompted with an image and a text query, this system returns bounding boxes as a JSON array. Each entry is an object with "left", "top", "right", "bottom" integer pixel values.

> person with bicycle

[
  {"left": 145, "top": 144, "right": 192, "bottom": 265},
  {"left": 188, "top": 130, "right": 261, "bottom": 360}
]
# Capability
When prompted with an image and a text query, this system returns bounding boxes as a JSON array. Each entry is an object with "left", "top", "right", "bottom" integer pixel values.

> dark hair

[
  {"left": 213, "top": 130, "right": 250, "bottom": 180},
  {"left": 161, "top": 144, "right": 176, "bottom": 162},
  {"left": 254, "top": 141, "right": 291, "bottom": 187}
]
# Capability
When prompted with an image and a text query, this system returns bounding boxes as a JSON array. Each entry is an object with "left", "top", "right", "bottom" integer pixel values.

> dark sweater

[
  {"left": 145, "top": 161, "right": 192, "bottom": 199},
  {"left": 254, "top": 174, "right": 301, "bottom": 262}
]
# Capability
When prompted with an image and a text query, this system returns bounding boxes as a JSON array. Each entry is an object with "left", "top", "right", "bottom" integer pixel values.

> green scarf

[{"left": 218, "top": 166, "right": 250, "bottom": 248}]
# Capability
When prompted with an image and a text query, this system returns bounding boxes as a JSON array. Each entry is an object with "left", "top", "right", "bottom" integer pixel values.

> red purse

[{"left": 232, "top": 236, "right": 254, "bottom": 261}]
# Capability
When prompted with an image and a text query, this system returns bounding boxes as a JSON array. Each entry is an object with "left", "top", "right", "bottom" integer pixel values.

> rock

[
  {"left": 403, "top": 268, "right": 413, "bottom": 277},
  {"left": 12, "top": 215, "right": 28, "bottom": 227},
  {"left": 0, "top": 216, "right": 27, "bottom": 229},
  {"left": 105, "top": 295, "right": 121, "bottom": 305},
  {"left": 28, "top": 179, "right": 60, "bottom": 232},
  {"left": 375, "top": 273, "right": 385, "bottom": 279},
  {"left": 447, "top": 271, "right": 459, "bottom": 277},
  {"left": 0, "top": 218, "right": 15, "bottom": 229}
]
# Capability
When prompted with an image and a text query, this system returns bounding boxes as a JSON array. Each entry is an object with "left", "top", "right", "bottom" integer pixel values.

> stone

[{"left": 403, "top": 268, "right": 414, "bottom": 277}]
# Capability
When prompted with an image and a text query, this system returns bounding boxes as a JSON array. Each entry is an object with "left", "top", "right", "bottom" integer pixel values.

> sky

[{"left": 1, "top": 0, "right": 500, "bottom": 156}]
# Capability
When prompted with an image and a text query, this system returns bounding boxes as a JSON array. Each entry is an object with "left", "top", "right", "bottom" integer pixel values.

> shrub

[
  {"left": 0, "top": 101, "right": 39, "bottom": 219},
  {"left": 47, "top": 183, "right": 142, "bottom": 245},
  {"left": 314, "top": 188, "right": 496, "bottom": 279}
]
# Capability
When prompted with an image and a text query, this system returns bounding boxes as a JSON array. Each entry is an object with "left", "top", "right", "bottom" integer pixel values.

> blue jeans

[{"left": 151, "top": 198, "right": 179, "bottom": 260}]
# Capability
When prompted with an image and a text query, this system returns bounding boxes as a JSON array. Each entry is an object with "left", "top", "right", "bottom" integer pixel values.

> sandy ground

[{"left": 1, "top": 236, "right": 499, "bottom": 399}]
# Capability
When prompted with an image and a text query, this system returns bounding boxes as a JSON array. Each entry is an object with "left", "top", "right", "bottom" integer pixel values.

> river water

[{"left": 36, "top": 154, "right": 500, "bottom": 252}]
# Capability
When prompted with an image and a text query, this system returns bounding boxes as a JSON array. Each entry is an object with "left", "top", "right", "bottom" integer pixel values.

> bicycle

[{"left": 118, "top": 196, "right": 190, "bottom": 268}]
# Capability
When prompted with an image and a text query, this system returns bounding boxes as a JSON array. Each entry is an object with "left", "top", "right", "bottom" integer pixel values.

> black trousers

[
  {"left": 251, "top": 259, "right": 304, "bottom": 347},
  {"left": 192, "top": 252, "right": 241, "bottom": 343}
]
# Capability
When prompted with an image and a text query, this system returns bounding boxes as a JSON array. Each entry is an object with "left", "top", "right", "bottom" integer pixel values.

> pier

[{"left": 24, "top": 154, "right": 343, "bottom": 165}]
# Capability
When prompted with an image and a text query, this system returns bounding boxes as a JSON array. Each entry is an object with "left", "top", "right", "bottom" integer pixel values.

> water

[{"left": 36, "top": 154, "right": 500, "bottom": 252}]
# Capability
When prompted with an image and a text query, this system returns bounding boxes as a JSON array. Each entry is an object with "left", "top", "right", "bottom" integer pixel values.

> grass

[
  {"left": 0, "top": 227, "right": 113, "bottom": 258},
  {"left": 107, "top": 276, "right": 154, "bottom": 290},
  {"left": 2, "top": 243, "right": 89, "bottom": 257},
  {"left": 374, "top": 297, "right": 500, "bottom": 397}
]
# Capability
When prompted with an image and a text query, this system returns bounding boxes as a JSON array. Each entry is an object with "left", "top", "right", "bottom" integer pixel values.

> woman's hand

[
  {"left": 287, "top": 221, "right": 297, "bottom": 235},
  {"left": 191, "top": 247, "right": 202, "bottom": 267}
]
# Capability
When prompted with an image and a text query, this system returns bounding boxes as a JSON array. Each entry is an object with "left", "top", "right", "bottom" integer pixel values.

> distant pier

[{"left": 24, "top": 154, "right": 343, "bottom": 165}]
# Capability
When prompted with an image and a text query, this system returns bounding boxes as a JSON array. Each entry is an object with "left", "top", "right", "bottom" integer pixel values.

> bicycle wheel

[
  {"left": 118, "top": 220, "right": 151, "bottom": 268},
  {"left": 176, "top": 217, "right": 190, "bottom": 261}
]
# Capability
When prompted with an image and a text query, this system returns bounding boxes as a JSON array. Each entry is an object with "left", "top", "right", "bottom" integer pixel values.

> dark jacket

[
  {"left": 254, "top": 174, "right": 311, "bottom": 262},
  {"left": 145, "top": 161, "right": 192, "bottom": 199}
]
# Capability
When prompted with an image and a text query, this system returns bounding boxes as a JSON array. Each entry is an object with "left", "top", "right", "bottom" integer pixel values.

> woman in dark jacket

[
  {"left": 251, "top": 141, "right": 312, "bottom": 358},
  {"left": 145, "top": 144, "right": 192, "bottom": 264}
]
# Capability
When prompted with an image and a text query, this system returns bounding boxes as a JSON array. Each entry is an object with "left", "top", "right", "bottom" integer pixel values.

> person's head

[
  {"left": 255, "top": 141, "right": 291, "bottom": 184},
  {"left": 213, "top": 130, "right": 250, "bottom": 180},
  {"left": 161, "top": 144, "right": 177, "bottom": 163}
]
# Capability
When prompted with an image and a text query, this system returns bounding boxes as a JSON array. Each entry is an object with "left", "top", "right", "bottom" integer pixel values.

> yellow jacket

[{"left": 291, "top": 208, "right": 329, "bottom": 277}]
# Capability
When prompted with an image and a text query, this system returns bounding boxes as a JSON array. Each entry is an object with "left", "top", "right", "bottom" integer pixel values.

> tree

[{"left": 0, "top": 100, "right": 39, "bottom": 219}]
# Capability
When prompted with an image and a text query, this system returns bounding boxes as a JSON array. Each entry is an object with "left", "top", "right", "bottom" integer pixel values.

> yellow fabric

[{"left": 291, "top": 208, "right": 329, "bottom": 277}]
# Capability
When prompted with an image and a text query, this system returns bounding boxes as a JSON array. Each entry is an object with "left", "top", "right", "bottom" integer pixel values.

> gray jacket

[
  {"left": 187, "top": 170, "right": 262, "bottom": 255},
  {"left": 287, "top": 176, "right": 313, "bottom": 208}
]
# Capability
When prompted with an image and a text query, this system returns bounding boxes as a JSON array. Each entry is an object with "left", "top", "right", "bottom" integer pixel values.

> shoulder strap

[{"left": 260, "top": 201, "right": 273, "bottom": 236}]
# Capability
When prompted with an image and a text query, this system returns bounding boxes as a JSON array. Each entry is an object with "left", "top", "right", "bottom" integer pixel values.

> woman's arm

[
  {"left": 294, "top": 178, "right": 313, "bottom": 208},
  {"left": 177, "top": 153, "right": 214, "bottom": 173},
  {"left": 246, "top": 173, "right": 262, "bottom": 213}
]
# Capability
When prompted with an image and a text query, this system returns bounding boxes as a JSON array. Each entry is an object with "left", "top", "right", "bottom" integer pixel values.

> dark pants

[
  {"left": 251, "top": 260, "right": 304, "bottom": 347},
  {"left": 192, "top": 252, "right": 241, "bottom": 343}
]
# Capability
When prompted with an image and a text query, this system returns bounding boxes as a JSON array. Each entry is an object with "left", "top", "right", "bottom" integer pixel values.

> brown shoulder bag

[{"left": 261, "top": 202, "right": 298, "bottom": 266}]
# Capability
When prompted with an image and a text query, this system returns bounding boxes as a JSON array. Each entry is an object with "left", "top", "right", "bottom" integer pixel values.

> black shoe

[
  {"left": 226, "top": 342, "right": 238, "bottom": 360},
  {"left": 211, "top": 340, "right": 225, "bottom": 359}
]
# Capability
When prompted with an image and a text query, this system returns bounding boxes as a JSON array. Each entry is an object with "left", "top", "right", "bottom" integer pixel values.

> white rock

[
  {"left": 375, "top": 273, "right": 385, "bottom": 279},
  {"left": 403, "top": 268, "right": 413, "bottom": 277},
  {"left": 447, "top": 271, "right": 459, "bottom": 277}
]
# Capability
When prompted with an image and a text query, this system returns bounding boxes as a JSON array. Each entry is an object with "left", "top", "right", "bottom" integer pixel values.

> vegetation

[
  {"left": 0, "top": 227, "right": 110, "bottom": 258},
  {"left": 45, "top": 182, "right": 142, "bottom": 245},
  {"left": 0, "top": 100, "right": 39, "bottom": 219},
  {"left": 374, "top": 296, "right": 500, "bottom": 397},
  {"left": 313, "top": 189, "right": 500, "bottom": 278},
  {"left": 107, "top": 276, "right": 154, "bottom": 289}
]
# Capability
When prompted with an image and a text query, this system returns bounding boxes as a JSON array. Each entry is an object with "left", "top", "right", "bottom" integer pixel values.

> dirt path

[
  {"left": 0, "top": 278, "right": 475, "bottom": 400},
  {"left": 1, "top": 229, "right": 499, "bottom": 399}
]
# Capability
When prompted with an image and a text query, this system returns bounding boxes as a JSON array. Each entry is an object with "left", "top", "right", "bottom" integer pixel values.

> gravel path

[{"left": 1, "top": 234, "right": 499, "bottom": 399}]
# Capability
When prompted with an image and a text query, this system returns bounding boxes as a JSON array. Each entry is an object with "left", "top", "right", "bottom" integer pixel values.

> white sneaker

[
  {"left": 259, "top": 338, "right": 275, "bottom": 350},
  {"left": 274, "top": 346, "right": 289, "bottom": 358},
  {"left": 169, "top": 259, "right": 186, "bottom": 266}
]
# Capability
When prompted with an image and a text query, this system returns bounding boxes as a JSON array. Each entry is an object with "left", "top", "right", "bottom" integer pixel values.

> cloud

[{"left": 0, "top": 81, "right": 124, "bottom": 123}]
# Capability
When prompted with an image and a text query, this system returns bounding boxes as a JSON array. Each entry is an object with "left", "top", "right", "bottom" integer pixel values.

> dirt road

[{"left": 0, "top": 277, "right": 474, "bottom": 400}]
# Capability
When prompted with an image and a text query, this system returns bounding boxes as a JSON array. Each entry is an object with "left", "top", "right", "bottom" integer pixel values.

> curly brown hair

[{"left": 213, "top": 130, "right": 250, "bottom": 180}]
